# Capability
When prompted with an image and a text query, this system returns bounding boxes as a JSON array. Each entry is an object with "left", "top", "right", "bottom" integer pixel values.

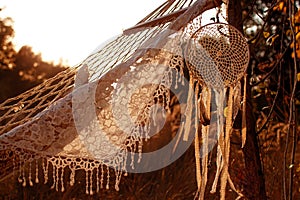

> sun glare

[{"left": 0, "top": 0, "right": 165, "bottom": 66}]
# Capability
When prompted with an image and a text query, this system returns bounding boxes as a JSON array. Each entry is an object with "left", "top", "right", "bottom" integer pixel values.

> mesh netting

[
  {"left": 0, "top": 69, "right": 75, "bottom": 135},
  {"left": 0, "top": 25, "right": 174, "bottom": 193},
  {"left": 186, "top": 23, "right": 249, "bottom": 89},
  {"left": 136, "top": 0, "right": 195, "bottom": 24},
  {"left": 0, "top": 22, "right": 170, "bottom": 136}
]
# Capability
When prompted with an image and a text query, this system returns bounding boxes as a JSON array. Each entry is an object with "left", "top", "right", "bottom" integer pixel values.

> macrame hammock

[{"left": 0, "top": 0, "right": 249, "bottom": 199}]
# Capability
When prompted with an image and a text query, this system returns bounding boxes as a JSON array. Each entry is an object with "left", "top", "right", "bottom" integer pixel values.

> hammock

[{"left": 0, "top": 0, "right": 249, "bottom": 199}]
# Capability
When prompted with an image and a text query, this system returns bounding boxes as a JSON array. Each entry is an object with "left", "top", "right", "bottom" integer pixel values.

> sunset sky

[{"left": 0, "top": 0, "right": 165, "bottom": 66}]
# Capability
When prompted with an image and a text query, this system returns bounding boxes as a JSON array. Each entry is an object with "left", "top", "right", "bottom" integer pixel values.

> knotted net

[
  {"left": 186, "top": 22, "right": 249, "bottom": 89},
  {"left": 184, "top": 22, "right": 249, "bottom": 200}
]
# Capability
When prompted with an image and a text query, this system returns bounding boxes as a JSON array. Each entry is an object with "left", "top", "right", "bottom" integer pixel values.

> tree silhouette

[{"left": 0, "top": 11, "right": 66, "bottom": 103}]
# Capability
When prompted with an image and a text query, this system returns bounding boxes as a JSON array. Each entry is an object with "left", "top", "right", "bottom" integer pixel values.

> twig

[
  {"left": 283, "top": 1, "right": 298, "bottom": 199},
  {"left": 251, "top": 43, "right": 290, "bottom": 87},
  {"left": 256, "top": 77, "right": 281, "bottom": 135},
  {"left": 288, "top": 1, "right": 298, "bottom": 199}
]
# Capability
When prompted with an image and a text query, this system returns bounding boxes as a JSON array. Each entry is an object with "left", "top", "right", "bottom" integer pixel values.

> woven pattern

[
  {"left": 0, "top": 69, "right": 75, "bottom": 135},
  {"left": 138, "top": 0, "right": 196, "bottom": 24},
  {"left": 0, "top": 0, "right": 197, "bottom": 191},
  {"left": 0, "top": 0, "right": 205, "bottom": 138},
  {"left": 86, "top": 23, "right": 170, "bottom": 82},
  {"left": 186, "top": 23, "right": 249, "bottom": 88},
  {"left": 0, "top": 23, "right": 170, "bottom": 136}
]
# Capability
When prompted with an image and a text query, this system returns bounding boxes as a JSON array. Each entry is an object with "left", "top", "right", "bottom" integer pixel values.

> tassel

[
  {"left": 199, "top": 86, "right": 210, "bottom": 200},
  {"left": 200, "top": 126, "right": 209, "bottom": 200},
  {"left": 183, "top": 75, "right": 195, "bottom": 141},
  {"left": 211, "top": 88, "right": 225, "bottom": 193},
  {"left": 220, "top": 86, "right": 234, "bottom": 200},
  {"left": 211, "top": 145, "right": 223, "bottom": 193},
  {"left": 194, "top": 82, "right": 201, "bottom": 190},
  {"left": 242, "top": 75, "right": 247, "bottom": 148}
]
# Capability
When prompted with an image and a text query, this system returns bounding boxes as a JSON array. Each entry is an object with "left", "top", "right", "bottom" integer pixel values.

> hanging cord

[
  {"left": 242, "top": 75, "right": 247, "bottom": 147},
  {"left": 222, "top": 0, "right": 229, "bottom": 22},
  {"left": 194, "top": 81, "right": 202, "bottom": 193},
  {"left": 211, "top": 88, "right": 225, "bottom": 193},
  {"left": 199, "top": 86, "right": 210, "bottom": 200},
  {"left": 183, "top": 75, "right": 196, "bottom": 141},
  {"left": 220, "top": 86, "right": 233, "bottom": 200}
]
